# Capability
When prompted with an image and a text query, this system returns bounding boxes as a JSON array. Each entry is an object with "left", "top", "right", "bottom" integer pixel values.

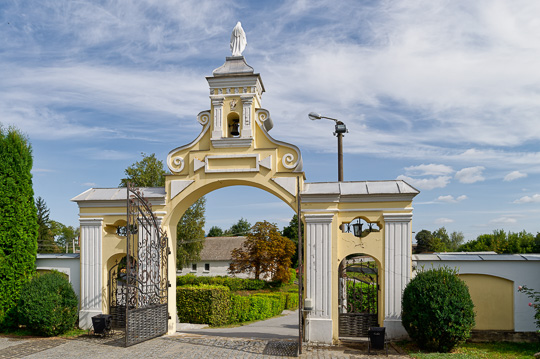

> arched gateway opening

[{"left": 72, "top": 23, "right": 419, "bottom": 346}]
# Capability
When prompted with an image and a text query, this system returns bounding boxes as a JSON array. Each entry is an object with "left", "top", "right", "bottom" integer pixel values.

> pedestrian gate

[{"left": 338, "top": 255, "right": 379, "bottom": 338}]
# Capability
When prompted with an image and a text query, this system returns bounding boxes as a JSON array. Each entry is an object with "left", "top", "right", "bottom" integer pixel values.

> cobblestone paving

[
  {"left": 1, "top": 334, "right": 410, "bottom": 358},
  {"left": 0, "top": 338, "right": 66, "bottom": 359}
]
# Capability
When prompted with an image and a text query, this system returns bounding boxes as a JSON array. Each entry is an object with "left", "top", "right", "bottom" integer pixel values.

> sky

[{"left": 2, "top": 0, "right": 540, "bottom": 242}]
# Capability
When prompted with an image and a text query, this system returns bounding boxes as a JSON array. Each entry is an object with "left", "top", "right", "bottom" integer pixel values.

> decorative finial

[{"left": 230, "top": 21, "right": 247, "bottom": 57}]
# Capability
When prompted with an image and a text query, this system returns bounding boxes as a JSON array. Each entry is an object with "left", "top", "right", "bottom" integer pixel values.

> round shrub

[
  {"left": 402, "top": 266, "right": 475, "bottom": 352},
  {"left": 17, "top": 271, "right": 78, "bottom": 336}
]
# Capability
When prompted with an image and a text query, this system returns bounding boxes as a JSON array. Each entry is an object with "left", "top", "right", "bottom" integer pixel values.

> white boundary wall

[
  {"left": 36, "top": 253, "right": 81, "bottom": 302},
  {"left": 414, "top": 253, "right": 540, "bottom": 332}
]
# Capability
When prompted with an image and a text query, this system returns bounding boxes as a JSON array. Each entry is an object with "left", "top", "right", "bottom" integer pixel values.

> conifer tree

[{"left": 0, "top": 125, "right": 38, "bottom": 326}]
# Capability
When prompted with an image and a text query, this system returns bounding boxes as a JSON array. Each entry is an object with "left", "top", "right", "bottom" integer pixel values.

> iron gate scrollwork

[
  {"left": 109, "top": 184, "right": 170, "bottom": 347},
  {"left": 338, "top": 255, "right": 379, "bottom": 338}
]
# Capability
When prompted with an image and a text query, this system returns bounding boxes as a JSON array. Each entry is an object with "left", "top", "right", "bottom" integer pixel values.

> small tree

[
  {"left": 177, "top": 198, "right": 206, "bottom": 269},
  {"left": 402, "top": 266, "right": 475, "bottom": 352},
  {"left": 0, "top": 125, "right": 38, "bottom": 327},
  {"left": 228, "top": 221, "right": 295, "bottom": 282}
]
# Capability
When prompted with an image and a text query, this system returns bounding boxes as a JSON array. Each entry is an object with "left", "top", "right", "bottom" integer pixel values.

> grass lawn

[{"left": 399, "top": 341, "right": 539, "bottom": 359}]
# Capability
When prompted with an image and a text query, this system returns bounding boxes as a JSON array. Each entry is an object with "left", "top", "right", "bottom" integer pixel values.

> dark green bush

[
  {"left": 17, "top": 271, "right": 78, "bottom": 336},
  {"left": 176, "top": 275, "right": 266, "bottom": 291},
  {"left": 402, "top": 267, "right": 475, "bottom": 352},
  {"left": 177, "top": 285, "right": 230, "bottom": 326}
]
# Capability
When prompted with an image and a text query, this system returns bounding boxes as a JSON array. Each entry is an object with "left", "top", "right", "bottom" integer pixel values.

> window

[
  {"left": 204, "top": 263, "right": 210, "bottom": 272},
  {"left": 191, "top": 263, "right": 197, "bottom": 272}
]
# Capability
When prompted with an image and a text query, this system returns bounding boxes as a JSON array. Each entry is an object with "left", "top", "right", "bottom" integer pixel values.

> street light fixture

[{"left": 308, "top": 112, "right": 348, "bottom": 181}]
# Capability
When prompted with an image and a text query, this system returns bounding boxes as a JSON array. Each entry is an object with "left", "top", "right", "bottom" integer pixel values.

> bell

[{"left": 230, "top": 120, "right": 240, "bottom": 136}]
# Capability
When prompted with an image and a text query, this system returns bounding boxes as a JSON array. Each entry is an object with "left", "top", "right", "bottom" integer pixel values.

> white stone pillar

[
  {"left": 211, "top": 97, "right": 224, "bottom": 140},
  {"left": 383, "top": 213, "right": 413, "bottom": 339},
  {"left": 304, "top": 213, "right": 334, "bottom": 343},
  {"left": 79, "top": 218, "right": 103, "bottom": 329},
  {"left": 240, "top": 96, "right": 253, "bottom": 138}
]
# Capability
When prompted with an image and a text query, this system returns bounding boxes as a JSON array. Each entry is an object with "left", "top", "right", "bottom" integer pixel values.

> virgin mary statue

[{"left": 230, "top": 22, "right": 247, "bottom": 57}]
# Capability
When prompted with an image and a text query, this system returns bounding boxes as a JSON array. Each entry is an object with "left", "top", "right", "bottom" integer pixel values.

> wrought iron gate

[
  {"left": 338, "top": 255, "right": 379, "bottom": 338},
  {"left": 109, "top": 185, "right": 170, "bottom": 346}
]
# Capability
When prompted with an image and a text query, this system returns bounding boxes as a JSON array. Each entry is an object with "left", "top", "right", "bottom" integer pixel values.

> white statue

[{"left": 230, "top": 21, "right": 247, "bottom": 57}]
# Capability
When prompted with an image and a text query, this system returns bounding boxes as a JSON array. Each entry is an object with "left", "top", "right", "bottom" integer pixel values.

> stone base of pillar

[
  {"left": 384, "top": 318, "right": 409, "bottom": 340},
  {"left": 79, "top": 309, "right": 102, "bottom": 330},
  {"left": 305, "top": 317, "right": 333, "bottom": 344}
]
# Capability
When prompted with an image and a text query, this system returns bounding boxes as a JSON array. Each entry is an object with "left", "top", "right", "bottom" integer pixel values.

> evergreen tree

[
  {"left": 0, "top": 125, "right": 38, "bottom": 326},
  {"left": 225, "top": 218, "right": 251, "bottom": 236},
  {"left": 35, "top": 197, "right": 60, "bottom": 253},
  {"left": 207, "top": 226, "right": 223, "bottom": 237},
  {"left": 176, "top": 197, "right": 206, "bottom": 269},
  {"left": 282, "top": 214, "right": 303, "bottom": 267}
]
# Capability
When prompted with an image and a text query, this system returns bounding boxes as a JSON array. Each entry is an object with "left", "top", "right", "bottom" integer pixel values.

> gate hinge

[
  {"left": 168, "top": 281, "right": 172, "bottom": 288},
  {"left": 167, "top": 247, "right": 171, "bottom": 255},
  {"left": 168, "top": 313, "right": 171, "bottom": 320}
]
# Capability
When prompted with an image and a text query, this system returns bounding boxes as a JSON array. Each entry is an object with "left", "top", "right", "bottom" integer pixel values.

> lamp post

[{"left": 308, "top": 112, "right": 348, "bottom": 182}]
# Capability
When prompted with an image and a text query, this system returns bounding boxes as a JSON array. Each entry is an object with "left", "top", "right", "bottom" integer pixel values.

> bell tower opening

[{"left": 227, "top": 112, "right": 240, "bottom": 137}]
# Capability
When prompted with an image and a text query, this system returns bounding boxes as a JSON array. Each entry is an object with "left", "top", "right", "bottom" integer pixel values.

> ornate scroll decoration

[
  {"left": 170, "top": 156, "right": 185, "bottom": 173},
  {"left": 282, "top": 153, "right": 298, "bottom": 169},
  {"left": 197, "top": 111, "right": 210, "bottom": 126}
]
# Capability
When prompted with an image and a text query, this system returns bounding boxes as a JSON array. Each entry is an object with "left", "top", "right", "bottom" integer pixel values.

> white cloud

[
  {"left": 32, "top": 168, "right": 55, "bottom": 173},
  {"left": 82, "top": 182, "right": 97, "bottom": 187},
  {"left": 404, "top": 164, "right": 454, "bottom": 176},
  {"left": 455, "top": 166, "right": 485, "bottom": 183},
  {"left": 396, "top": 175, "right": 450, "bottom": 190},
  {"left": 436, "top": 195, "right": 468, "bottom": 203},
  {"left": 504, "top": 171, "right": 527, "bottom": 182},
  {"left": 514, "top": 194, "right": 540, "bottom": 204},
  {"left": 435, "top": 218, "right": 454, "bottom": 224},
  {"left": 489, "top": 216, "right": 517, "bottom": 224}
]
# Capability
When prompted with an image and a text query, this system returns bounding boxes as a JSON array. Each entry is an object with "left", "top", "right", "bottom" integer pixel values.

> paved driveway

[{"left": 0, "top": 310, "right": 409, "bottom": 358}]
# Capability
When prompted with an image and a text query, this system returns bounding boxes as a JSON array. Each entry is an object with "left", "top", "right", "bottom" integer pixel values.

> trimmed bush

[
  {"left": 285, "top": 293, "right": 299, "bottom": 310},
  {"left": 17, "top": 271, "right": 78, "bottom": 336},
  {"left": 176, "top": 275, "right": 266, "bottom": 291},
  {"left": 288, "top": 268, "right": 297, "bottom": 284},
  {"left": 402, "top": 267, "right": 475, "bottom": 352},
  {"left": 177, "top": 285, "right": 230, "bottom": 326}
]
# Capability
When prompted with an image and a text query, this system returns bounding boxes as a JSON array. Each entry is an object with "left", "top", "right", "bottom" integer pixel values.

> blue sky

[{"left": 2, "top": 0, "right": 540, "bottom": 241}]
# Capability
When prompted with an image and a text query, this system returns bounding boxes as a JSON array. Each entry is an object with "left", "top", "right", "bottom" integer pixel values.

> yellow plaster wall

[
  {"left": 459, "top": 274, "right": 514, "bottom": 330},
  {"left": 303, "top": 199, "right": 414, "bottom": 342}
]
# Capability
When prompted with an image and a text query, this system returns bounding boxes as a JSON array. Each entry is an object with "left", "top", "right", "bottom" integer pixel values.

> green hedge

[
  {"left": 177, "top": 285, "right": 230, "bottom": 326},
  {"left": 177, "top": 285, "right": 299, "bottom": 326},
  {"left": 177, "top": 274, "right": 266, "bottom": 291}
]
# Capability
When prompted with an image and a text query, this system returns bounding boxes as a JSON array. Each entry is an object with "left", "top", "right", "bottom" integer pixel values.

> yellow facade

[
  {"left": 460, "top": 274, "right": 514, "bottom": 330},
  {"left": 73, "top": 54, "right": 419, "bottom": 343}
]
